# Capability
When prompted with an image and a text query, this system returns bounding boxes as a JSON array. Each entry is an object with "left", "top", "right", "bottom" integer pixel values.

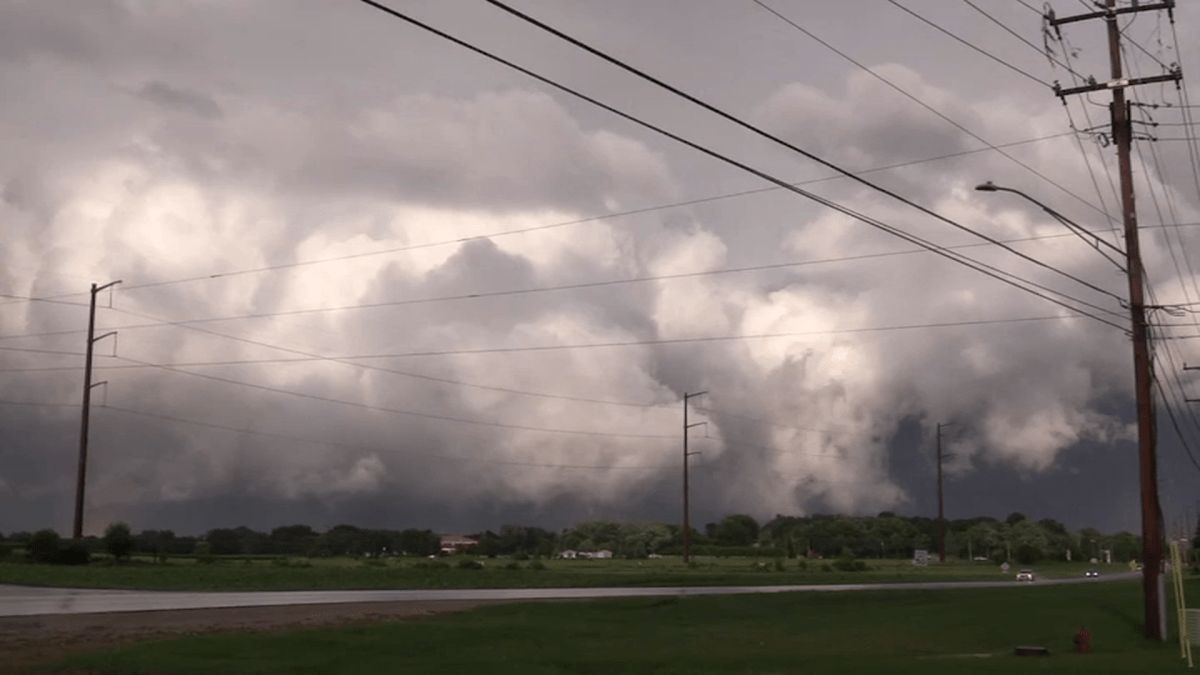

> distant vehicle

[
  {"left": 1016, "top": 569, "right": 1036, "bottom": 582},
  {"left": 1085, "top": 569, "right": 1100, "bottom": 578}
]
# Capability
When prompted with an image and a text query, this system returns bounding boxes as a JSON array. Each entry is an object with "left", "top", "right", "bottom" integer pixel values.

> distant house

[
  {"left": 439, "top": 535, "right": 478, "bottom": 555},
  {"left": 593, "top": 549, "right": 613, "bottom": 559},
  {"left": 559, "top": 549, "right": 578, "bottom": 559}
]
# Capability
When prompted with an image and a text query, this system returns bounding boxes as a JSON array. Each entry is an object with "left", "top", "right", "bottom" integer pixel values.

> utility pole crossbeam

[
  {"left": 682, "top": 391, "right": 707, "bottom": 564},
  {"left": 1045, "top": 0, "right": 1172, "bottom": 641},
  {"left": 72, "top": 280, "right": 121, "bottom": 541}
]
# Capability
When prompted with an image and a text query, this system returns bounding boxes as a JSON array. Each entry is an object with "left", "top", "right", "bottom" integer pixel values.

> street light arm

[{"left": 974, "top": 182, "right": 1128, "bottom": 270}]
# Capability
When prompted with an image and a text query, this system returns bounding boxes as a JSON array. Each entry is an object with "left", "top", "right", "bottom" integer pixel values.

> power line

[
  {"left": 750, "top": 0, "right": 1117, "bottom": 223},
  {"left": 887, "top": 0, "right": 1051, "bottom": 86},
  {"left": 84, "top": 316, "right": 1088, "bottom": 365},
  {"left": 98, "top": 405, "right": 679, "bottom": 472},
  {"left": 484, "top": 0, "right": 1125, "bottom": 308},
  {"left": 112, "top": 354, "right": 678, "bottom": 440},
  {"left": 105, "top": 304, "right": 673, "bottom": 410},
  {"left": 1, "top": 222, "right": 1145, "bottom": 346},
  {"left": 1057, "top": 29, "right": 1125, "bottom": 242},
  {"left": 960, "top": 0, "right": 1085, "bottom": 77},
  {"left": 693, "top": 407, "right": 849, "bottom": 437},
  {"left": 0, "top": 131, "right": 1077, "bottom": 311},
  {"left": 0, "top": 345, "right": 88, "bottom": 357},
  {"left": 0, "top": 400, "right": 80, "bottom": 408}
]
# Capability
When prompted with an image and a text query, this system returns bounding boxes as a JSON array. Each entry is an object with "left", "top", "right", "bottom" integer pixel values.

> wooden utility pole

[
  {"left": 682, "top": 391, "right": 706, "bottom": 563},
  {"left": 936, "top": 422, "right": 947, "bottom": 563},
  {"left": 72, "top": 280, "right": 121, "bottom": 540},
  {"left": 1049, "top": 0, "right": 1180, "bottom": 641}
]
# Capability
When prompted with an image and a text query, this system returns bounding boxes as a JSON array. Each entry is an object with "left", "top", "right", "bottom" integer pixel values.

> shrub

[
  {"left": 832, "top": 557, "right": 868, "bottom": 572},
  {"left": 820, "top": 563, "right": 833, "bottom": 573},
  {"left": 103, "top": 522, "right": 134, "bottom": 561},
  {"left": 527, "top": 559, "right": 546, "bottom": 571},
  {"left": 57, "top": 542, "right": 91, "bottom": 566},
  {"left": 503, "top": 561, "right": 521, "bottom": 570},
  {"left": 773, "top": 557, "right": 785, "bottom": 572},
  {"left": 360, "top": 558, "right": 387, "bottom": 568},
  {"left": 28, "top": 529, "right": 61, "bottom": 564},
  {"left": 513, "top": 552, "right": 531, "bottom": 561},
  {"left": 456, "top": 559, "right": 484, "bottom": 570},
  {"left": 414, "top": 560, "right": 450, "bottom": 569},
  {"left": 796, "top": 559, "right": 808, "bottom": 571},
  {"left": 193, "top": 541, "right": 216, "bottom": 564}
]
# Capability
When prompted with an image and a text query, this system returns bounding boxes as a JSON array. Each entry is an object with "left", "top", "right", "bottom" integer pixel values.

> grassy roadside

[
  {"left": 52, "top": 577, "right": 1187, "bottom": 674},
  {"left": 0, "top": 557, "right": 1115, "bottom": 591}
]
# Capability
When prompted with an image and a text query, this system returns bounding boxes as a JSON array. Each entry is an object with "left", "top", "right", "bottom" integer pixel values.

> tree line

[{"left": 0, "top": 511, "right": 1157, "bottom": 565}]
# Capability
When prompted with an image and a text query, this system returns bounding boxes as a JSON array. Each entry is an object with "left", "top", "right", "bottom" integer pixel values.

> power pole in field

[
  {"left": 935, "top": 422, "right": 955, "bottom": 563},
  {"left": 72, "top": 280, "right": 121, "bottom": 540},
  {"left": 936, "top": 423, "right": 946, "bottom": 563},
  {"left": 682, "top": 391, "right": 707, "bottom": 564},
  {"left": 1048, "top": 0, "right": 1181, "bottom": 641}
]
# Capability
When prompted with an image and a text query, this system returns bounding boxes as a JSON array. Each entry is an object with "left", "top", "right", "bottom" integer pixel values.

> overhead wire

[
  {"left": 750, "top": 0, "right": 1118, "bottom": 223},
  {"left": 467, "top": 0, "right": 1132, "bottom": 322},
  {"left": 74, "top": 316, "right": 1088, "bottom": 365},
  {"left": 484, "top": 0, "right": 1135, "bottom": 305},
  {"left": 0, "top": 131, "right": 1076, "bottom": 310},
  {"left": 0, "top": 225, "right": 1140, "bottom": 345},
  {"left": 960, "top": 0, "right": 1082, "bottom": 75},
  {"left": 97, "top": 404, "right": 680, "bottom": 472},
  {"left": 977, "top": 0, "right": 1125, "bottom": 243},
  {"left": 1125, "top": 45, "right": 1200, "bottom": 341},
  {"left": 887, "top": 0, "right": 1052, "bottom": 87},
  {"left": 110, "top": 353, "right": 678, "bottom": 440}
]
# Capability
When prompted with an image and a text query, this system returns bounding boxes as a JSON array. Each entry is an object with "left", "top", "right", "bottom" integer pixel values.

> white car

[
  {"left": 1016, "top": 569, "right": 1036, "bottom": 582},
  {"left": 1085, "top": 569, "right": 1100, "bottom": 578}
]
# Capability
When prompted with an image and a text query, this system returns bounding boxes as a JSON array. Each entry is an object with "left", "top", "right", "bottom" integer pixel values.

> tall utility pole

[
  {"left": 1048, "top": 0, "right": 1180, "bottom": 641},
  {"left": 72, "top": 280, "right": 121, "bottom": 540},
  {"left": 682, "top": 391, "right": 707, "bottom": 564},
  {"left": 936, "top": 422, "right": 948, "bottom": 563}
]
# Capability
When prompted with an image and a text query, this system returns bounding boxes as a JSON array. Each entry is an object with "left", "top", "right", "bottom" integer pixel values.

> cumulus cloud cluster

[{"left": 1, "top": 0, "right": 1197, "bottom": 534}]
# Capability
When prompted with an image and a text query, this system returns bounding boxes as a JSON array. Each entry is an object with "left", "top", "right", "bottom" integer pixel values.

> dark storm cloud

[
  {"left": 136, "top": 81, "right": 223, "bottom": 119},
  {"left": 2, "top": 0, "right": 1199, "bottom": 536}
]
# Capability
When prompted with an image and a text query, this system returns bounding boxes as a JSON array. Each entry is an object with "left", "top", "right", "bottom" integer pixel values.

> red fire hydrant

[{"left": 1073, "top": 627, "right": 1092, "bottom": 654}]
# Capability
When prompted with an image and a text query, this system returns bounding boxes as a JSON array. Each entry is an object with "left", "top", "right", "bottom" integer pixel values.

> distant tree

[
  {"left": 269, "top": 524, "right": 318, "bottom": 556},
  {"left": 1007, "top": 520, "right": 1049, "bottom": 564},
  {"left": 205, "top": 528, "right": 242, "bottom": 555},
  {"left": 715, "top": 514, "right": 760, "bottom": 546},
  {"left": 103, "top": 522, "right": 134, "bottom": 561},
  {"left": 313, "top": 525, "right": 363, "bottom": 557},
  {"left": 1005, "top": 512, "right": 1027, "bottom": 526},
  {"left": 135, "top": 530, "right": 180, "bottom": 562},
  {"left": 397, "top": 529, "right": 440, "bottom": 557},
  {"left": 28, "top": 529, "right": 61, "bottom": 563},
  {"left": 1110, "top": 531, "right": 1141, "bottom": 562}
]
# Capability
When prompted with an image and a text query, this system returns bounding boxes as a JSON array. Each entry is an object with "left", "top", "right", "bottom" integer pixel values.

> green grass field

[
  {"left": 52, "top": 577, "right": 1192, "bottom": 674},
  {"left": 0, "top": 556, "right": 1114, "bottom": 591}
]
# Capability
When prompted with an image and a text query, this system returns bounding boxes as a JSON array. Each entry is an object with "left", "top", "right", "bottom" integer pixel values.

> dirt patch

[{"left": 0, "top": 599, "right": 500, "bottom": 673}]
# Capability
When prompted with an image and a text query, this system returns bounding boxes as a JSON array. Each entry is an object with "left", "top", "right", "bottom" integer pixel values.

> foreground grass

[
  {"left": 0, "top": 557, "right": 1110, "bottom": 591},
  {"left": 55, "top": 578, "right": 1189, "bottom": 674}
]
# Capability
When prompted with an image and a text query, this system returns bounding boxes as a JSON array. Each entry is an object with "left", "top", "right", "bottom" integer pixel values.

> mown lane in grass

[{"left": 55, "top": 578, "right": 1186, "bottom": 674}]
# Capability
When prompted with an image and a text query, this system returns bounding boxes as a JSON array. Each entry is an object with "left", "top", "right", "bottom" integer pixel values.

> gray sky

[{"left": 2, "top": 0, "right": 1199, "bottom": 536}]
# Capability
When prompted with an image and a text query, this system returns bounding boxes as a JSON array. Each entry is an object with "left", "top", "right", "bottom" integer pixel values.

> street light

[
  {"left": 977, "top": 177, "right": 1163, "bottom": 639},
  {"left": 974, "top": 181, "right": 1127, "bottom": 272}
]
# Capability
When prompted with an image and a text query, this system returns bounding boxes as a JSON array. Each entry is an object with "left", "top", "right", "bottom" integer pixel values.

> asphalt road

[{"left": 0, "top": 572, "right": 1138, "bottom": 617}]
